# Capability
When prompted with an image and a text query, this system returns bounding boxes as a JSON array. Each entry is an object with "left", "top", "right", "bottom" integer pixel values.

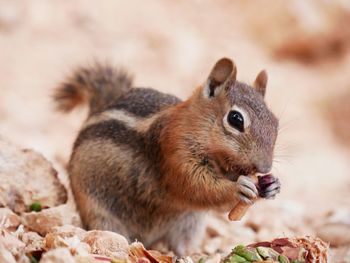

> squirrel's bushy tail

[{"left": 53, "top": 63, "right": 132, "bottom": 114}]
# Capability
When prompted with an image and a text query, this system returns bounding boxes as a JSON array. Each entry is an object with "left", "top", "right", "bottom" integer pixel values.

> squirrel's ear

[
  {"left": 204, "top": 58, "right": 237, "bottom": 97},
  {"left": 253, "top": 70, "right": 268, "bottom": 97}
]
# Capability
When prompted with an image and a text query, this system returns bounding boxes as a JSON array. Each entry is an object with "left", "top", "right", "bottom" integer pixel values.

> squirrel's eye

[{"left": 227, "top": 110, "right": 244, "bottom": 132}]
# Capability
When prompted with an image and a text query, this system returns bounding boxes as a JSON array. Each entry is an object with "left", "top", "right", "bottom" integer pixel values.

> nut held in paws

[
  {"left": 228, "top": 173, "right": 279, "bottom": 221},
  {"left": 228, "top": 175, "right": 258, "bottom": 221}
]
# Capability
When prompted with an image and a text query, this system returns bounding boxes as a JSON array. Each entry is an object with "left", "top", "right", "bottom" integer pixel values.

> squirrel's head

[{"left": 189, "top": 58, "right": 279, "bottom": 178}]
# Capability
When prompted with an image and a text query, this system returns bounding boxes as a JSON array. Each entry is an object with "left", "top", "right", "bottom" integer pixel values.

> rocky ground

[{"left": 0, "top": 0, "right": 350, "bottom": 262}]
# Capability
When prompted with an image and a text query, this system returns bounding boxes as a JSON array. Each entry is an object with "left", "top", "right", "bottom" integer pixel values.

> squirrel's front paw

[
  {"left": 236, "top": 176, "right": 258, "bottom": 205},
  {"left": 258, "top": 175, "right": 281, "bottom": 199}
]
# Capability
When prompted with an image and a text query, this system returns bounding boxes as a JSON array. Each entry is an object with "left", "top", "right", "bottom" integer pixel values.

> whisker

[{"left": 276, "top": 94, "right": 295, "bottom": 120}]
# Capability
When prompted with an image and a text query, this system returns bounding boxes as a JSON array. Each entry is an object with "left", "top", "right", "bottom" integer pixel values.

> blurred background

[{"left": 0, "top": 0, "right": 350, "bottom": 260}]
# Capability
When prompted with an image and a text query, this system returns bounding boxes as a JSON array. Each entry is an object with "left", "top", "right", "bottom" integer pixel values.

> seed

[
  {"left": 278, "top": 254, "right": 290, "bottom": 263},
  {"left": 233, "top": 245, "right": 263, "bottom": 261}
]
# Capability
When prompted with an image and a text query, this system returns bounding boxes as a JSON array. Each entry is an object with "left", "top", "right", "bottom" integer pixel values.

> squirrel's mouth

[{"left": 207, "top": 155, "right": 256, "bottom": 182}]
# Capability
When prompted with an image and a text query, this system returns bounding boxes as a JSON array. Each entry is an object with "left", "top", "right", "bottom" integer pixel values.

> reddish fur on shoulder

[{"left": 159, "top": 87, "right": 239, "bottom": 209}]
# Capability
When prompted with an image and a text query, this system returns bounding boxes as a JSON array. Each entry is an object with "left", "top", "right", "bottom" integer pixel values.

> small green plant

[{"left": 29, "top": 202, "right": 42, "bottom": 212}]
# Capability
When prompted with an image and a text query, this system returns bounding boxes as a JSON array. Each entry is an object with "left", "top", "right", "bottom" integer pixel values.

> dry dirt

[{"left": 1, "top": 0, "right": 350, "bottom": 262}]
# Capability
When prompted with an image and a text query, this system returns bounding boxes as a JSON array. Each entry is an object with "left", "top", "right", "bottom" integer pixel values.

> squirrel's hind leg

[
  {"left": 73, "top": 188, "right": 131, "bottom": 241},
  {"left": 163, "top": 212, "right": 207, "bottom": 257}
]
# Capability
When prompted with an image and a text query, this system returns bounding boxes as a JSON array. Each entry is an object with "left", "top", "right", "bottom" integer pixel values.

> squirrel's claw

[
  {"left": 258, "top": 175, "right": 281, "bottom": 199},
  {"left": 236, "top": 175, "right": 259, "bottom": 205}
]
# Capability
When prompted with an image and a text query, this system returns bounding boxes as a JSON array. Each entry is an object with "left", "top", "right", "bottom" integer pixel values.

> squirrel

[{"left": 53, "top": 58, "right": 281, "bottom": 256}]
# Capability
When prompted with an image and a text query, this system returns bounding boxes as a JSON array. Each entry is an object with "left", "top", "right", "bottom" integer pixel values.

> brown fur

[
  {"left": 53, "top": 63, "right": 132, "bottom": 114},
  {"left": 54, "top": 58, "right": 279, "bottom": 256},
  {"left": 159, "top": 91, "right": 238, "bottom": 208}
]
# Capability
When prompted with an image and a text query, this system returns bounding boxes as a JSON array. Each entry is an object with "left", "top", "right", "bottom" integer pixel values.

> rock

[
  {"left": 325, "top": 209, "right": 350, "bottom": 225},
  {"left": 40, "top": 247, "right": 75, "bottom": 263},
  {"left": 82, "top": 230, "right": 129, "bottom": 259},
  {"left": 203, "top": 237, "right": 222, "bottom": 254},
  {"left": 16, "top": 254, "right": 30, "bottom": 263},
  {"left": 49, "top": 224, "right": 87, "bottom": 239},
  {"left": 21, "top": 204, "right": 80, "bottom": 236},
  {"left": 19, "top": 231, "right": 45, "bottom": 254},
  {"left": 206, "top": 212, "right": 255, "bottom": 243},
  {"left": 45, "top": 224, "right": 90, "bottom": 256},
  {"left": 0, "top": 139, "right": 67, "bottom": 213},
  {"left": 244, "top": 201, "right": 313, "bottom": 241},
  {"left": 0, "top": 208, "right": 21, "bottom": 231},
  {"left": 0, "top": 243, "right": 16, "bottom": 263},
  {"left": 74, "top": 255, "right": 101, "bottom": 263},
  {"left": 0, "top": 229, "right": 25, "bottom": 257},
  {"left": 204, "top": 253, "right": 221, "bottom": 263},
  {"left": 45, "top": 233, "right": 91, "bottom": 256},
  {"left": 316, "top": 223, "right": 350, "bottom": 247},
  {"left": 315, "top": 209, "right": 350, "bottom": 247},
  {"left": 331, "top": 246, "right": 350, "bottom": 263}
]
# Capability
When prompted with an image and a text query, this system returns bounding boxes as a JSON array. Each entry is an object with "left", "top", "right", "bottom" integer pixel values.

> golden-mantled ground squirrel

[{"left": 54, "top": 58, "right": 281, "bottom": 256}]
